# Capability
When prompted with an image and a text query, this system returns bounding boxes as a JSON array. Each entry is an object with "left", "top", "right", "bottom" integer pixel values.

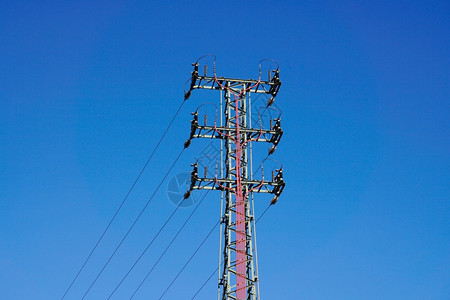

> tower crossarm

[
  {"left": 184, "top": 112, "right": 283, "bottom": 148},
  {"left": 184, "top": 62, "right": 281, "bottom": 100},
  {"left": 183, "top": 164, "right": 285, "bottom": 200}
]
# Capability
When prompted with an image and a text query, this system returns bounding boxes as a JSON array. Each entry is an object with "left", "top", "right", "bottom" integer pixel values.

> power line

[
  {"left": 106, "top": 192, "right": 186, "bottom": 299},
  {"left": 256, "top": 202, "right": 272, "bottom": 223},
  {"left": 60, "top": 101, "right": 185, "bottom": 299},
  {"left": 107, "top": 187, "right": 211, "bottom": 299},
  {"left": 158, "top": 220, "right": 220, "bottom": 300},
  {"left": 80, "top": 148, "right": 185, "bottom": 299},
  {"left": 128, "top": 189, "right": 211, "bottom": 299},
  {"left": 190, "top": 265, "right": 218, "bottom": 300}
]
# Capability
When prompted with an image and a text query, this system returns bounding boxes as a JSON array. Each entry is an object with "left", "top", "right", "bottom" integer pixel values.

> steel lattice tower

[{"left": 184, "top": 56, "right": 285, "bottom": 300}]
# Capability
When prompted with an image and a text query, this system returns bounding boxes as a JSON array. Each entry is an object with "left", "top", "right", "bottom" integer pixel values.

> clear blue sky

[{"left": 1, "top": 1, "right": 449, "bottom": 299}]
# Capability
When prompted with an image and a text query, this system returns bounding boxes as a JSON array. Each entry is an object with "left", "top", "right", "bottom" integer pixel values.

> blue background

[{"left": 1, "top": 1, "right": 449, "bottom": 299}]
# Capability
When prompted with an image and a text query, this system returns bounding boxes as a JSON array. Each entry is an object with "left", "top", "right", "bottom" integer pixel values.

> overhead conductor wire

[
  {"left": 60, "top": 100, "right": 186, "bottom": 300},
  {"left": 129, "top": 189, "right": 212, "bottom": 299},
  {"left": 80, "top": 147, "right": 185, "bottom": 299},
  {"left": 107, "top": 188, "right": 212, "bottom": 299},
  {"left": 159, "top": 219, "right": 220, "bottom": 300}
]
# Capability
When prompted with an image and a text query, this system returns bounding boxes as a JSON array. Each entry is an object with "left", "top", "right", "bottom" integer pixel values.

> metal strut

[{"left": 184, "top": 57, "right": 285, "bottom": 300}]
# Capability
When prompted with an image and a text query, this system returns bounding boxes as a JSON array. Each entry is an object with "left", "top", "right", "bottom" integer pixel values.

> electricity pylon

[{"left": 184, "top": 56, "right": 285, "bottom": 300}]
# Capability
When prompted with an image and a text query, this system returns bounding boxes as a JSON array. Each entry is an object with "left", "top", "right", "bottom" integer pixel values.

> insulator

[
  {"left": 267, "top": 97, "right": 275, "bottom": 107},
  {"left": 184, "top": 90, "right": 191, "bottom": 100},
  {"left": 274, "top": 168, "right": 283, "bottom": 181},
  {"left": 204, "top": 64, "right": 207, "bottom": 76},
  {"left": 184, "top": 190, "right": 191, "bottom": 199},
  {"left": 268, "top": 145, "right": 276, "bottom": 155},
  {"left": 192, "top": 62, "right": 199, "bottom": 76},
  {"left": 204, "top": 166, "right": 208, "bottom": 178},
  {"left": 268, "top": 70, "right": 271, "bottom": 81},
  {"left": 270, "top": 119, "right": 273, "bottom": 130},
  {"left": 272, "top": 170, "right": 275, "bottom": 181},
  {"left": 204, "top": 114, "right": 207, "bottom": 125},
  {"left": 184, "top": 139, "right": 191, "bottom": 148},
  {"left": 274, "top": 118, "right": 280, "bottom": 129},
  {"left": 270, "top": 196, "right": 279, "bottom": 205}
]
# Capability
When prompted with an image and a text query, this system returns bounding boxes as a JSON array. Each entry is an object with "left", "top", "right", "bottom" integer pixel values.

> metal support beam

[{"left": 184, "top": 57, "right": 285, "bottom": 300}]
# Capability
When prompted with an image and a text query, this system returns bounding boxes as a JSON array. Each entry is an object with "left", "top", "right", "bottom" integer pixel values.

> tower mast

[{"left": 184, "top": 56, "right": 285, "bottom": 300}]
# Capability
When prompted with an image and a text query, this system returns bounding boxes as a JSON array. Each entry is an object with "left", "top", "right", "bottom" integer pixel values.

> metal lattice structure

[{"left": 184, "top": 56, "right": 285, "bottom": 300}]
